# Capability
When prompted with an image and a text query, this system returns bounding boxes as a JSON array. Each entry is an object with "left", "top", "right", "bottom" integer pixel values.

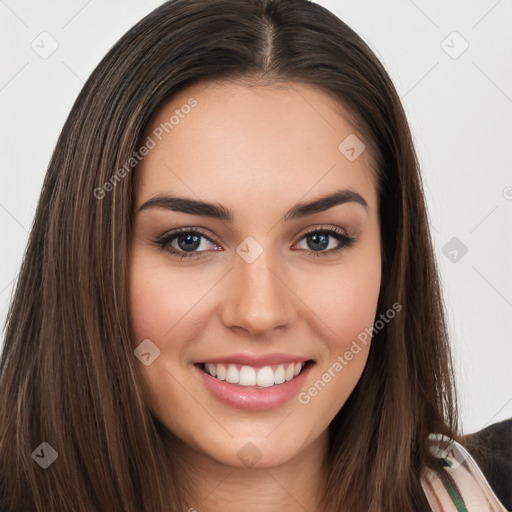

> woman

[{"left": 0, "top": 0, "right": 509, "bottom": 510}]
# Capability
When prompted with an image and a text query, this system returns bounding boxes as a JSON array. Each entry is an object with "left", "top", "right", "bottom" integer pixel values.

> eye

[
  {"left": 153, "top": 228, "right": 221, "bottom": 260},
  {"left": 153, "top": 225, "right": 357, "bottom": 260},
  {"left": 293, "top": 225, "right": 357, "bottom": 257}
]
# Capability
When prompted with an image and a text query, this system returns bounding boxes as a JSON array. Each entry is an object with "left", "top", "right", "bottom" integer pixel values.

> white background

[{"left": 0, "top": 0, "right": 511, "bottom": 434}]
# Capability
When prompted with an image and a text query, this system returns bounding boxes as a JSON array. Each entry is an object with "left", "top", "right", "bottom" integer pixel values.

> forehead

[{"left": 134, "top": 80, "right": 378, "bottom": 215}]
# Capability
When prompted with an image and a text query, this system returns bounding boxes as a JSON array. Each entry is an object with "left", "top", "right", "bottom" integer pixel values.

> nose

[{"left": 220, "top": 250, "right": 296, "bottom": 337}]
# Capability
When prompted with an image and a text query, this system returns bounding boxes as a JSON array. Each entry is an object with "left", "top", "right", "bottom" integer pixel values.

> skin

[{"left": 129, "top": 80, "right": 382, "bottom": 512}]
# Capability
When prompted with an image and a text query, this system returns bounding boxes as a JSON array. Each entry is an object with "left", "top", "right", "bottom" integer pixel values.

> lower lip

[{"left": 193, "top": 362, "right": 314, "bottom": 411}]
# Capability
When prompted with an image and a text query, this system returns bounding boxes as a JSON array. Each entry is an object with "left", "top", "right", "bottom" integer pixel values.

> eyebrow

[{"left": 137, "top": 189, "right": 369, "bottom": 221}]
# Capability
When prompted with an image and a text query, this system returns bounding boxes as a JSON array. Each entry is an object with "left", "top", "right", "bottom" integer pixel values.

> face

[{"left": 128, "top": 80, "right": 382, "bottom": 469}]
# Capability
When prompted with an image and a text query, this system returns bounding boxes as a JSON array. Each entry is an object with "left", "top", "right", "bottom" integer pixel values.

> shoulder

[{"left": 462, "top": 418, "right": 512, "bottom": 511}]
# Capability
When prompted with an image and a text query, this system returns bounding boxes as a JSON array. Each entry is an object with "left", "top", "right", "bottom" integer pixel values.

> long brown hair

[{"left": 0, "top": 0, "right": 459, "bottom": 510}]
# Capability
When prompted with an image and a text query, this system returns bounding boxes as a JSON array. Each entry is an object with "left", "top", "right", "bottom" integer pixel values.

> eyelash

[{"left": 153, "top": 226, "right": 357, "bottom": 260}]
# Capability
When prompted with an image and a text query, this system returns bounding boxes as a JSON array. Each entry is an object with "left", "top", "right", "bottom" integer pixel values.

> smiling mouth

[{"left": 195, "top": 360, "right": 315, "bottom": 388}]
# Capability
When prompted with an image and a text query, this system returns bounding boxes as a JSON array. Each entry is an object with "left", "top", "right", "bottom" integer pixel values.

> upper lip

[{"left": 194, "top": 353, "right": 313, "bottom": 367}]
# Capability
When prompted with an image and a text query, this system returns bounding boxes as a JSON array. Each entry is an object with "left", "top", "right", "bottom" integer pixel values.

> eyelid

[
  {"left": 153, "top": 224, "right": 356, "bottom": 259},
  {"left": 292, "top": 224, "right": 356, "bottom": 253},
  {"left": 158, "top": 223, "right": 352, "bottom": 241},
  {"left": 156, "top": 226, "right": 221, "bottom": 245},
  {"left": 297, "top": 224, "right": 349, "bottom": 237}
]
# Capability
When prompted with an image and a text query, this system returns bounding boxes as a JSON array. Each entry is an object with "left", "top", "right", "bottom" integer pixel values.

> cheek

[
  {"left": 298, "top": 266, "right": 380, "bottom": 420},
  {"left": 129, "top": 274, "right": 171, "bottom": 346},
  {"left": 305, "top": 260, "right": 381, "bottom": 343},
  {"left": 128, "top": 255, "right": 201, "bottom": 346}
]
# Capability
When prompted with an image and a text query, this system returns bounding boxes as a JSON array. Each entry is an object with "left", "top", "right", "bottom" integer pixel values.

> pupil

[
  {"left": 176, "top": 233, "right": 330, "bottom": 252},
  {"left": 178, "top": 234, "right": 200, "bottom": 252},
  {"left": 308, "top": 233, "right": 328, "bottom": 251}
]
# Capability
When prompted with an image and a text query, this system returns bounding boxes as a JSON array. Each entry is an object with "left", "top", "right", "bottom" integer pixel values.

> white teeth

[
  {"left": 256, "top": 366, "right": 274, "bottom": 388},
  {"left": 226, "top": 364, "right": 239, "bottom": 384},
  {"left": 202, "top": 361, "right": 308, "bottom": 387},
  {"left": 239, "top": 366, "right": 256, "bottom": 386},
  {"left": 216, "top": 364, "right": 226, "bottom": 380},
  {"left": 205, "top": 363, "right": 217, "bottom": 377},
  {"left": 274, "top": 365, "right": 285, "bottom": 384}
]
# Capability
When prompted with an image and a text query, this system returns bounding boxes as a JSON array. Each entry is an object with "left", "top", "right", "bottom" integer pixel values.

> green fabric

[{"left": 446, "top": 483, "right": 468, "bottom": 512}]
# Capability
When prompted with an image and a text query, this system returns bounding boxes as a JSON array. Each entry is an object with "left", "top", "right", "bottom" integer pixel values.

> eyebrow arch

[{"left": 137, "top": 189, "right": 369, "bottom": 221}]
